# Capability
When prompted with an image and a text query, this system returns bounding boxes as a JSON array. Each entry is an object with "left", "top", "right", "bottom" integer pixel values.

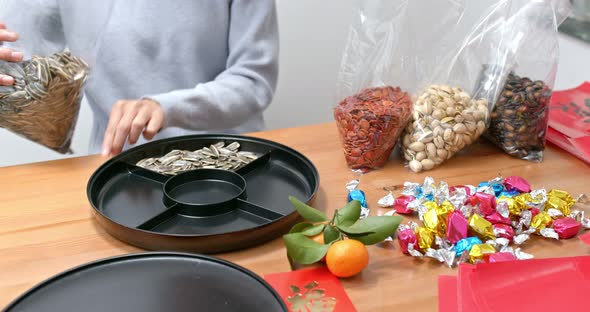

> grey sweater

[{"left": 0, "top": 0, "right": 279, "bottom": 153}]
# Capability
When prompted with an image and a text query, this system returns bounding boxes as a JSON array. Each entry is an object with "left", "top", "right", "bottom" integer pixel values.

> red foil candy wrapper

[
  {"left": 394, "top": 195, "right": 415, "bottom": 214},
  {"left": 504, "top": 176, "right": 531, "bottom": 193},
  {"left": 487, "top": 252, "right": 517, "bottom": 263},
  {"left": 398, "top": 228, "right": 418, "bottom": 254},
  {"left": 485, "top": 212, "right": 512, "bottom": 225},
  {"left": 553, "top": 217, "right": 582, "bottom": 239},
  {"left": 450, "top": 185, "right": 473, "bottom": 196},
  {"left": 470, "top": 192, "right": 497, "bottom": 216},
  {"left": 530, "top": 207, "right": 540, "bottom": 218},
  {"left": 493, "top": 224, "right": 514, "bottom": 241},
  {"left": 446, "top": 211, "right": 468, "bottom": 244}
]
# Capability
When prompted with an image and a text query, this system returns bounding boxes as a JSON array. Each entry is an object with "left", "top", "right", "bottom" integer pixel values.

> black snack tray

[{"left": 87, "top": 134, "right": 319, "bottom": 253}]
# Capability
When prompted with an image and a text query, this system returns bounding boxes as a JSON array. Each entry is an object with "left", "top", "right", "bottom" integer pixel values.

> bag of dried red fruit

[{"left": 333, "top": 1, "right": 413, "bottom": 172}]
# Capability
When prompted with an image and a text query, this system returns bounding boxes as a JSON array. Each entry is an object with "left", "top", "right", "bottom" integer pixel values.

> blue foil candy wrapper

[
  {"left": 492, "top": 184, "right": 505, "bottom": 197},
  {"left": 499, "top": 190, "right": 520, "bottom": 198},
  {"left": 454, "top": 237, "right": 482, "bottom": 255},
  {"left": 347, "top": 189, "right": 367, "bottom": 207}
]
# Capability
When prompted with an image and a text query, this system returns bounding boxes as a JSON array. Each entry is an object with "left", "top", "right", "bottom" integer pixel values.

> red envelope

[
  {"left": 264, "top": 267, "right": 357, "bottom": 312},
  {"left": 548, "top": 82, "right": 590, "bottom": 164},
  {"left": 456, "top": 257, "right": 590, "bottom": 312},
  {"left": 438, "top": 275, "right": 459, "bottom": 312},
  {"left": 579, "top": 232, "right": 590, "bottom": 245}
]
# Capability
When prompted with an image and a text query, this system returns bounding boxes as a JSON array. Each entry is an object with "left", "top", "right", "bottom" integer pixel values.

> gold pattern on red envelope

[{"left": 287, "top": 281, "right": 336, "bottom": 312}]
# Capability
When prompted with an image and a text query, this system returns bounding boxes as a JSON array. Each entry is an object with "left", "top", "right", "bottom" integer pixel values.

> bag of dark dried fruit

[{"left": 484, "top": 0, "right": 571, "bottom": 161}]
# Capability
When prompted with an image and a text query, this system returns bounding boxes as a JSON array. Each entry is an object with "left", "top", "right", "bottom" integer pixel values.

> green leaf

[
  {"left": 283, "top": 233, "right": 330, "bottom": 264},
  {"left": 301, "top": 224, "right": 325, "bottom": 237},
  {"left": 334, "top": 200, "right": 362, "bottom": 227},
  {"left": 289, "top": 222, "right": 314, "bottom": 234},
  {"left": 323, "top": 225, "right": 341, "bottom": 244},
  {"left": 346, "top": 215, "right": 403, "bottom": 245},
  {"left": 336, "top": 223, "right": 375, "bottom": 235},
  {"left": 288, "top": 196, "right": 328, "bottom": 222}
]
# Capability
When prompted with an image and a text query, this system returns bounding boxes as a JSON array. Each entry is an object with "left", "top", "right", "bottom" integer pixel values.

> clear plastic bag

[
  {"left": 484, "top": 0, "right": 571, "bottom": 161},
  {"left": 334, "top": 1, "right": 413, "bottom": 172},
  {"left": 0, "top": 1, "right": 112, "bottom": 153},
  {"left": 337, "top": 0, "right": 571, "bottom": 173}
]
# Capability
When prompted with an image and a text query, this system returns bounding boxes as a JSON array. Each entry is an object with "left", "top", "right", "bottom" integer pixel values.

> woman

[{"left": 0, "top": 0, "right": 279, "bottom": 156}]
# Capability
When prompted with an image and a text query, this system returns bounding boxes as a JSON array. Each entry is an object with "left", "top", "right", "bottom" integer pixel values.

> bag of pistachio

[
  {"left": 0, "top": 52, "right": 88, "bottom": 153},
  {"left": 370, "top": 0, "right": 571, "bottom": 172}
]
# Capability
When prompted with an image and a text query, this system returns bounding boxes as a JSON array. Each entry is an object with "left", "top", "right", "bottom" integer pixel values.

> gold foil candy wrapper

[
  {"left": 530, "top": 211, "right": 552, "bottom": 232},
  {"left": 423, "top": 208, "right": 441, "bottom": 236},
  {"left": 468, "top": 243, "right": 496, "bottom": 263},
  {"left": 468, "top": 213, "right": 495, "bottom": 240},
  {"left": 546, "top": 189, "right": 574, "bottom": 216},
  {"left": 417, "top": 227, "right": 435, "bottom": 250}
]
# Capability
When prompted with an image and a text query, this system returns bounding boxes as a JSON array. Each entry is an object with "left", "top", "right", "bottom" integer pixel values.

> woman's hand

[
  {"left": 0, "top": 22, "right": 23, "bottom": 85},
  {"left": 101, "top": 98, "right": 164, "bottom": 156}
]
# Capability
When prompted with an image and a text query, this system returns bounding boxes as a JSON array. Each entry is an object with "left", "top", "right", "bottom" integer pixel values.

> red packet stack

[
  {"left": 547, "top": 82, "right": 590, "bottom": 164},
  {"left": 439, "top": 256, "right": 590, "bottom": 312},
  {"left": 264, "top": 267, "right": 357, "bottom": 312}
]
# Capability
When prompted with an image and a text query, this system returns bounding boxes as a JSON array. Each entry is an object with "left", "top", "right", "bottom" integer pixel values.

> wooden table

[{"left": 1, "top": 122, "right": 589, "bottom": 311}]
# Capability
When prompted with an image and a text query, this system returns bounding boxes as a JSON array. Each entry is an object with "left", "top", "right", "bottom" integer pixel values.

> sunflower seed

[{"left": 135, "top": 141, "right": 258, "bottom": 175}]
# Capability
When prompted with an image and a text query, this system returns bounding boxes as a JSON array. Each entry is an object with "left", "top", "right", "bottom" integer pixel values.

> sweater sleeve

[
  {"left": 0, "top": 0, "right": 65, "bottom": 58},
  {"left": 145, "top": 0, "right": 279, "bottom": 131}
]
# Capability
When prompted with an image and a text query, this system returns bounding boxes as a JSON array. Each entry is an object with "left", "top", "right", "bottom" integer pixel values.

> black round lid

[{"left": 4, "top": 252, "right": 287, "bottom": 312}]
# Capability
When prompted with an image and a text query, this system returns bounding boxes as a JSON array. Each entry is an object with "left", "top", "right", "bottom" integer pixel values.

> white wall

[{"left": 1, "top": 0, "right": 589, "bottom": 167}]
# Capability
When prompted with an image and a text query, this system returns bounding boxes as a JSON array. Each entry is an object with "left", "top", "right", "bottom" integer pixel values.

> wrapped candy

[
  {"left": 346, "top": 179, "right": 369, "bottom": 218},
  {"left": 454, "top": 237, "right": 482, "bottom": 255},
  {"left": 389, "top": 176, "right": 586, "bottom": 268},
  {"left": 493, "top": 224, "right": 515, "bottom": 241},
  {"left": 470, "top": 192, "right": 497, "bottom": 216},
  {"left": 485, "top": 212, "right": 512, "bottom": 225},
  {"left": 377, "top": 192, "right": 395, "bottom": 208},
  {"left": 417, "top": 227, "right": 435, "bottom": 250},
  {"left": 552, "top": 217, "right": 581, "bottom": 239},
  {"left": 468, "top": 214, "right": 495, "bottom": 240},
  {"left": 446, "top": 211, "right": 468, "bottom": 244},
  {"left": 530, "top": 211, "right": 552, "bottom": 232},
  {"left": 397, "top": 225, "right": 418, "bottom": 254},
  {"left": 394, "top": 195, "right": 415, "bottom": 214},
  {"left": 487, "top": 252, "right": 517, "bottom": 263},
  {"left": 469, "top": 243, "right": 497, "bottom": 263},
  {"left": 504, "top": 176, "right": 531, "bottom": 193},
  {"left": 546, "top": 189, "right": 574, "bottom": 216}
]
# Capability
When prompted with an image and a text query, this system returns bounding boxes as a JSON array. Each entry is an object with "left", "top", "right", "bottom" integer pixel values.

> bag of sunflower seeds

[{"left": 0, "top": 1, "right": 112, "bottom": 153}]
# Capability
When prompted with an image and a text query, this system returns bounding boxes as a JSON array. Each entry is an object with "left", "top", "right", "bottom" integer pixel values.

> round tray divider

[
  {"left": 125, "top": 162, "right": 169, "bottom": 184},
  {"left": 235, "top": 150, "right": 273, "bottom": 176},
  {"left": 235, "top": 198, "right": 285, "bottom": 221},
  {"left": 136, "top": 204, "right": 180, "bottom": 230}
]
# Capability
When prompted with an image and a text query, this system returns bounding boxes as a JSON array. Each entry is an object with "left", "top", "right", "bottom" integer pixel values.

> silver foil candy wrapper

[
  {"left": 346, "top": 179, "right": 360, "bottom": 191},
  {"left": 407, "top": 243, "right": 423, "bottom": 257},
  {"left": 540, "top": 228, "right": 559, "bottom": 240},
  {"left": 514, "top": 248, "right": 534, "bottom": 260},
  {"left": 360, "top": 206, "right": 370, "bottom": 219},
  {"left": 434, "top": 181, "right": 450, "bottom": 205},
  {"left": 377, "top": 192, "right": 395, "bottom": 208},
  {"left": 425, "top": 248, "right": 456, "bottom": 268},
  {"left": 576, "top": 194, "right": 589, "bottom": 204},
  {"left": 485, "top": 237, "right": 510, "bottom": 250},
  {"left": 402, "top": 182, "right": 421, "bottom": 197},
  {"left": 422, "top": 177, "right": 436, "bottom": 196},
  {"left": 513, "top": 233, "right": 531, "bottom": 245},
  {"left": 547, "top": 208, "right": 564, "bottom": 218},
  {"left": 496, "top": 200, "right": 510, "bottom": 218},
  {"left": 528, "top": 189, "right": 548, "bottom": 210}
]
